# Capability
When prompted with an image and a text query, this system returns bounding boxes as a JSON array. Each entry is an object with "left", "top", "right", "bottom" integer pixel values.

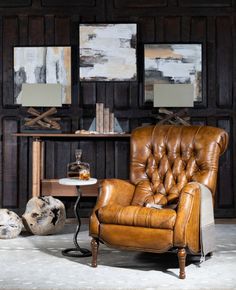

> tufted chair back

[{"left": 130, "top": 125, "right": 228, "bottom": 207}]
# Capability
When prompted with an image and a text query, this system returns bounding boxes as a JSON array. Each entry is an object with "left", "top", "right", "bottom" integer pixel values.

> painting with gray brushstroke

[
  {"left": 14, "top": 46, "right": 71, "bottom": 104},
  {"left": 80, "top": 24, "right": 137, "bottom": 81},
  {"left": 144, "top": 44, "right": 202, "bottom": 102}
]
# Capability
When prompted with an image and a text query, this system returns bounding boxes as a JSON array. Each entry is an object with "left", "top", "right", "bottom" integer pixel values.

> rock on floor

[
  {"left": 22, "top": 196, "right": 66, "bottom": 235},
  {"left": 0, "top": 209, "right": 23, "bottom": 239}
]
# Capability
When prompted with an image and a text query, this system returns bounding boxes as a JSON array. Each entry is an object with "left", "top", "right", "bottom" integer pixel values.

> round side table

[{"left": 59, "top": 177, "right": 97, "bottom": 258}]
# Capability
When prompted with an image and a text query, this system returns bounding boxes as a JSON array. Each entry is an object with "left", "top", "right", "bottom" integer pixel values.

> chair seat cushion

[{"left": 97, "top": 204, "right": 176, "bottom": 230}]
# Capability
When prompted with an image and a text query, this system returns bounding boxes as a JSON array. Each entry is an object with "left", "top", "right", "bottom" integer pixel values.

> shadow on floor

[{"left": 25, "top": 223, "right": 206, "bottom": 278}]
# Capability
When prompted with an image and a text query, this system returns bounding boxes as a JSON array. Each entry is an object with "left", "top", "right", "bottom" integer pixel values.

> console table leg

[{"left": 32, "top": 138, "right": 41, "bottom": 197}]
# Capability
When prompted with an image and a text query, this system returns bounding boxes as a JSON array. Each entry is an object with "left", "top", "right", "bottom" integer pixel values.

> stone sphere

[
  {"left": 0, "top": 209, "right": 23, "bottom": 239},
  {"left": 22, "top": 196, "right": 66, "bottom": 235}
]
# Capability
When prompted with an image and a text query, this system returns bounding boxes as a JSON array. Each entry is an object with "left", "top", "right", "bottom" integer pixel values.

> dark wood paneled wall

[{"left": 0, "top": 0, "right": 235, "bottom": 217}]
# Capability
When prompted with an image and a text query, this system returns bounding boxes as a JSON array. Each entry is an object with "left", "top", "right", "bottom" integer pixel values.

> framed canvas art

[
  {"left": 14, "top": 46, "right": 71, "bottom": 105},
  {"left": 79, "top": 23, "right": 137, "bottom": 81},
  {"left": 144, "top": 43, "right": 202, "bottom": 106}
]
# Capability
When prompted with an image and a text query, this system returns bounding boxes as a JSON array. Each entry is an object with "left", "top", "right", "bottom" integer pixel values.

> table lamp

[{"left": 153, "top": 83, "right": 194, "bottom": 125}]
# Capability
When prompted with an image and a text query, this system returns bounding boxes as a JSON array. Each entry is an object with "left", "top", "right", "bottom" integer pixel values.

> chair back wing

[{"left": 130, "top": 125, "right": 228, "bottom": 206}]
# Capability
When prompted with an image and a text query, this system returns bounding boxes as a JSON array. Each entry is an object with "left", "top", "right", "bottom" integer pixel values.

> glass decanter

[{"left": 67, "top": 149, "right": 90, "bottom": 180}]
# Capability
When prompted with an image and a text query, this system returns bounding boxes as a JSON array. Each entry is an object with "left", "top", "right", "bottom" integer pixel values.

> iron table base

[{"left": 62, "top": 187, "right": 92, "bottom": 258}]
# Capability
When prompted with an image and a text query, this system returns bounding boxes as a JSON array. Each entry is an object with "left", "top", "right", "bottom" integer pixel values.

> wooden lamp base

[{"left": 23, "top": 107, "right": 61, "bottom": 131}]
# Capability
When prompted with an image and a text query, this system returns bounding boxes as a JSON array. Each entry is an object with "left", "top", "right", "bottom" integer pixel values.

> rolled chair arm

[
  {"left": 89, "top": 179, "right": 135, "bottom": 237},
  {"left": 174, "top": 182, "right": 201, "bottom": 253}
]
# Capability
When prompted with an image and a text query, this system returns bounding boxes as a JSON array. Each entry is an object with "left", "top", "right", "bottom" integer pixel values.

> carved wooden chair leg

[
  {"left": 178, "top": 248, "right": 186, "bottom": 279},
  {"left": 91, "top": 238, "right": 99, "bottom": 267}
]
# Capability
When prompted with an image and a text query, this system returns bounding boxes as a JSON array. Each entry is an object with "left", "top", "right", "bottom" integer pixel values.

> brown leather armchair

[{"left": 89, "top": 125, "right": 228, "bottom": 279}]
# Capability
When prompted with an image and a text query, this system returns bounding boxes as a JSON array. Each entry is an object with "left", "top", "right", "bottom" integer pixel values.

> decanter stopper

[{"left": 75, "top": 149, "right": 82, "bottom": 162}]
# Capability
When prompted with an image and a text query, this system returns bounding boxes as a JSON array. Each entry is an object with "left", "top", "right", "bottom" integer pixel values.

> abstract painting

[
  {"left": 144, "top": 44, "right": 202, "bottom": 103},
  {"left": 14, "top": 46, "right": 71, "bottom": 104},
  {"left": 79, "top": 24, "right": 137, "bottom": 81}
]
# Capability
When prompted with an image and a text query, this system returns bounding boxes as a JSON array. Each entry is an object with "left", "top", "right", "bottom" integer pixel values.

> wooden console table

[{"left": 14, "top": 133, "right": 131, "bottom": 197}]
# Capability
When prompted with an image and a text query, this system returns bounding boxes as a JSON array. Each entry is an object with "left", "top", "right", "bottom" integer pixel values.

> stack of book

[{"left": 96, "top": 103, "right": 114, "bottom": 133}]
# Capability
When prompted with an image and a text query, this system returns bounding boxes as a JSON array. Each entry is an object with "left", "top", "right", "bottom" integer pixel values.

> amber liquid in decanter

[{"left": 67, "top": 149, "right": 90, "bottom": 180}]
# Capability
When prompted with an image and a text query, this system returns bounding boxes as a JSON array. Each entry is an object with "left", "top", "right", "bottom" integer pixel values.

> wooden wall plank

[
  {"left": 155, "top": 17, "right": 164, "bottom": 41},
  {"left": 164, "top": 16, "right": 181, "bottom": 41},
  {"left": 207, "top": 16, "right": 217, "bottom": 108},
  {"left": 71, "top": 15, "right": 79, "bottom": 106},
  {"left": 117, "top": 118, "right": 130, "bottom": 133},
  {"left": 3, "top": 16, "right": 18, "bottom": 106},
  {"left": 54, "top": 141, "right": 70, "bottom": 178},
  {"left": 115, "top": 140, "right": 129, "bottom": 179},
  {"left": 114, "top": 0, "right": 167, "bottom": 8},
  {"left": 0, "top": 16, "right": 3, "bottom": 109},
  {"left": 80, "top": 15, "right": 96, "bottom": 22},
  {"left": 45, "top": 140, "right": 55, "bottom": 179},
  {"left": 190, "top": 17, "right": 207, "bottom": 107},
  {"left": 191, "top": 17, "right": 207, "bottom": 42},
  {"left": 233, "top": 14, "right": 236, "bottom": 111},
  {"left": 80, "top": 117, "right": 94, "bottom": 131},
  {"left": 2, "top": 118, "right": 18, "bottom": 207},
  {"left": 42, "top": 0, "right": 95, "bottom": 7},
  {"left": 139, "top": 17, "right": 155, "bottom": 42},
  {"left": 179, "top": 0, "right": 232, "bottom": 7},
  {"left": 105, "top": 140, "right": 115, "bottom": 178},
  {"left": 0, "top": 117, "right": 3, "bottom": 208},
  {"left": 45, "top": 15, "right": 55, "bottom": 45},
  {"left": 96, "top": 140, "right": 105, "bottom": 179},
  {"left": 114, "top": 83, "right": 130, "bottom": 109},
  {"left": 105, "top": 83, "right": 114, "bottom": 110},
  {"left": 29, "top": 16, "right": 44, "bottom": 45},
  {"left": 96, "top": 83, "right": 105, "bottom": 103},
  {"left": 0, "top": 0, "right": 31, "bottom": 7},
  {"left": 181, "top": 16, "right": 191, "bottom": 41},
  {"left": 51, "top": 125, "right": 71, "bottom": 179},
  {"left": 60, "top": 118, "right": 73, "bottom": 135},
  {"left": 130, "top": 83, "right": 138, "bottom": 109},
  {"left": 81, "top": 83, "right": 96, "bottom": 106},
  {"left": 216, "top": 17, "right": 233, "bottom": 107},
  {"left": 55, "top": 16, "right": 70, "bottom": 44},
  {"left": 18, "top": 132, "right": 29, "bottom": 211},
  {"left": 216, "top": 119, "right": 233, "bottom": 216},
  {"left": 27, "top": 138, "right": 33, "bottom": 197},
  {"left": 168, "top": 0, "right": 178, "bottom": 6},
  {"left": 19, "top": 15, "right": 28, "bottom": 46}
]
